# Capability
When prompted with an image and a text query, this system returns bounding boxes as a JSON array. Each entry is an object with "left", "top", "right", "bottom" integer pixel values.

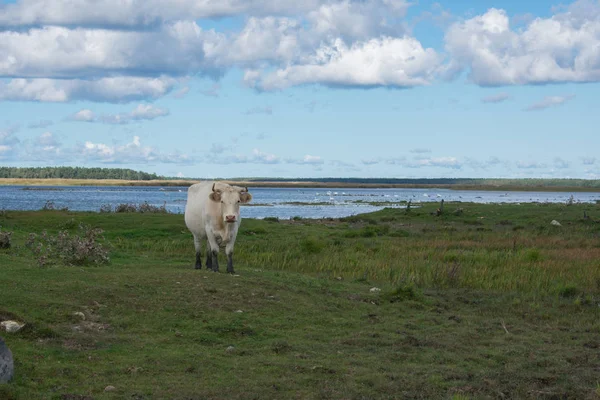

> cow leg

[
  {"left": 226, "top": 242, "right": 235, "bottom": 274},
  {"left": 205, "top": 240, "right": 212, "bottom": 271},
  {"left": 193, "top": 234, "right": 202, "bottom": 270},
  {"left": 207, "top": 235, "right": 220, "bottom": 272}
]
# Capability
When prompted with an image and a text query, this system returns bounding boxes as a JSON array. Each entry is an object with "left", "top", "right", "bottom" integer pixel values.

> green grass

[{"left": 1, "top": 202, "right": 600, "bottom": 399}]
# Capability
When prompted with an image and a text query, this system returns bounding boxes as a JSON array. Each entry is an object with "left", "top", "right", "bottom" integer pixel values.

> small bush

[
  {"left": 115, "top": 203, "right": 138, "bottom": 213},
  {"left": 0, "top": 230, "right": 12, "bottom": 249},
  {"left": 138, "top": 201, "right": 168, "bottom": 214},
  {"left": 26, "top": 224, "right": 110, "bottom": 267},
  {"left": 300, "top": 237, "right": 324, "bottom": 254},
  {"left": 558, "top": 285, "right": 579, "bottom": 298},
  {"left": 263, "top": 217, "right": 279, "bottom": 223},
  {"left": 41, "top": 201, "right": 68, "bottom": 211},
  {"left": 384, "top": 284, "right": 421, "bottom": 303},
  {"left": 292, "top": 216, "right": 303, "bottom": 221}
]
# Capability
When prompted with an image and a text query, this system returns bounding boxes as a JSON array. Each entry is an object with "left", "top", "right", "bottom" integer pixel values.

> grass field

[{"left": 1, "top": 202, "right": 600, "bottom": 399}]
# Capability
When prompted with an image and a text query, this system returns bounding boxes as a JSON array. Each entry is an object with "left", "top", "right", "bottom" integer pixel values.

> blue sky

[{"left": 1, "top": 0, "right": 600, "bottom": 179}]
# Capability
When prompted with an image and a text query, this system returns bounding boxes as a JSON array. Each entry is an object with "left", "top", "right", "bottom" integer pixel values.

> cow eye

[{"left": 237, "top": 200, "right": 240, "bottom": 203}]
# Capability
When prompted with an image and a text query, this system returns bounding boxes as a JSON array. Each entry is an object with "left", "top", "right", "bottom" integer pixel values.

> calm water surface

[{"left": 1, "top": 185, "right": 599, "bottom": 219}]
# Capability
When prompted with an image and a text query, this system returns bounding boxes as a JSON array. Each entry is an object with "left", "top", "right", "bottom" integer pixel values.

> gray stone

[{"left": 0, "top": 336, "right": 14, "bottom": 384}]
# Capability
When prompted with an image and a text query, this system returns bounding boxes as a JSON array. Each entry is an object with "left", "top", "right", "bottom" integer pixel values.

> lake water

[{"left": 1, "top": 185, "right": 599, "bottom": 219}]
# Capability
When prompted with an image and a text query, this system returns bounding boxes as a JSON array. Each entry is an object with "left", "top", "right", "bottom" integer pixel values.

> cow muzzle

[{"left": 225, "top": 215, "right": 237, "bottom": 223}]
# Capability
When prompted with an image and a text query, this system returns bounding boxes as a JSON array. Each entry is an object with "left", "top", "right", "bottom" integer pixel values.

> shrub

[
  {"left": 26, "top": 224, "right": 110, "bottom": 267},
  {"left": 263, "top": 217, "right": 279, "bottom": 223},
  {"left": 115, "top": 203, "right": 138, "bottom": 213},
  {"left": 0, "top": 230, "right": 11, "bottom": 249},
  {"left": 558, "top": 285, "right": 579, "bottom": 298},
  {"left": 138, "top": 201, "right": 168, "bottom": 214},
  {"left": 41, "top": 201, "right": 68, "bottom": 211},
  {"left": 384, "top": 284, "right": 421, "bottom": 303}
]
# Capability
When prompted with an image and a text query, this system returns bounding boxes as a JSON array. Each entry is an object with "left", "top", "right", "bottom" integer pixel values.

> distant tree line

[{"left": 0, "top": 167, "right": 162, "bottom": 180}]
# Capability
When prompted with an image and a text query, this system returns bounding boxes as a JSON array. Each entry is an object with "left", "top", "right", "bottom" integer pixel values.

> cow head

[{"left": 209, "top": 183, "right": 252, "bottom": 223}]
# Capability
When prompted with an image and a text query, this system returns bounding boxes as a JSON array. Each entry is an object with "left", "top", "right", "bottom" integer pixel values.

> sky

[{"left": 1, "top": 0, "right": 600, "bottom": 179}]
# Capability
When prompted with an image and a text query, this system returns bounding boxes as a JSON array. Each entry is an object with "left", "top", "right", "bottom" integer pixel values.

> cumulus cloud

[
  {"left": 405, "top": 156, "right": 462, "bottom": 169},
  {"left": 0, "top": 23, "right": 222, "bottom": 79},
  {"left": 248, "top": 36, "right": 442, "bottom": 90},
  {"left": 524, "top": 95, "right": 575, "bottom": 111},
  {"left": 70, "top": 109, "right": 96, "bottom": 121},
  {"left": 0, "top": 0, "right": 442, "bottom": 101},
  {"left": 98, "top": 104, "right": 169, "bottom": 124},
  {"left": 287, "top": 154, "right": 324, "bottom": 165},
  {"left": 0, "top": 77, "right": 177, "bottom": 102},
  {"left": 78, "top": 136, "right": 191, "bottom": 164},
  {"left": 0, "top": 0, "right": 324, "bottom": 29},
  {"left": 445, "top": 2, "right": 600, "bottom": 86},
  {"left": 482, "top": 92, "right": 511, "bottom": 103}
]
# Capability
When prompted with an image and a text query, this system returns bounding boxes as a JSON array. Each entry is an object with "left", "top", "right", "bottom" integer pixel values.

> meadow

[{"left": 1, "top": 202, "right": 599, "bottom": 399}]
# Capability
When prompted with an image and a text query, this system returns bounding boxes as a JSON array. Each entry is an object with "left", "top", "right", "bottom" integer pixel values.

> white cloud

[
  {"left": 71, "top": 109, "right": 95, "bottom": 121},
  {"left": 99, "top": 104, "right": 169, "bottom": 124},
  {"left": 0, "top": 77, "right": 177, "bottom": 102},
  {"left": 482, "top": 92, "right": 511, "bottom": 103},
  {"left": 0, "top": 0, "right": 325, "bottom": 29},
  {"left": 445, "top": 3, "right": 600, "bottom": 86},
  {"left": 286, "top": 154, "right": 324, "bottom": 165},
  {"left": 250, "top": 36, "right": 442, "bottom": 90},
  {"left": 251, "top": 148, "right": 280, "bottom": 164},
  {"left": 308, "top": 0, "right": 410, "bottom": 40},
  {"left": 78, "top": 135, "right": 191, "bottom": 164},
  {"left": 405, "top": 156, "right": 462, "bottom": 169},
  {"left": 524, "top": 95, "right": 575, "bottom": 111},
  {"left": 0, "top": 23, "right": 221, "bottom": 79}
]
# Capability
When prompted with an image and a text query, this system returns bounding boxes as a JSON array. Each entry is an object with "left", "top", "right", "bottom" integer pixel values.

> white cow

[{"left": 184, "top": 181, "right": 252, "bottom": 273}]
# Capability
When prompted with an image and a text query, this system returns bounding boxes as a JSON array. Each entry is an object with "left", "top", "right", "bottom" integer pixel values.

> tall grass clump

[{"left": 26, "top": 224, "right": 110, "bottom": 267}]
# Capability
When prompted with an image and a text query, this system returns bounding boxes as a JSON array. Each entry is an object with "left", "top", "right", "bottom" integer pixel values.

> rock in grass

[
  {"left": 369, "top": 287, "right": 381, "bottom": 293},
  {"left": 0, "top": 337, "right": 14, "bottom": 383},
  {"left": 551, "top": 220, "right": 562, "bottom": 226},
  {"left": 0, "top": 321, "right": 25, "bottom": 333}
]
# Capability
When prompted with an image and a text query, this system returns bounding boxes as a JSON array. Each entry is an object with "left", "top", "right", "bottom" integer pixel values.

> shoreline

[{"left": 1, "top": 178, "right": 600, "bottom": 192}]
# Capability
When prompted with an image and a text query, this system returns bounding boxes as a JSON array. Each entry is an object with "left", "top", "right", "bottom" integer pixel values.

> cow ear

[
  {"left": 239, "top": 192, "right": 252, "bottom": 204},
  {"left": 209, "top": 192, "right": 221, "bottom": 202}
]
